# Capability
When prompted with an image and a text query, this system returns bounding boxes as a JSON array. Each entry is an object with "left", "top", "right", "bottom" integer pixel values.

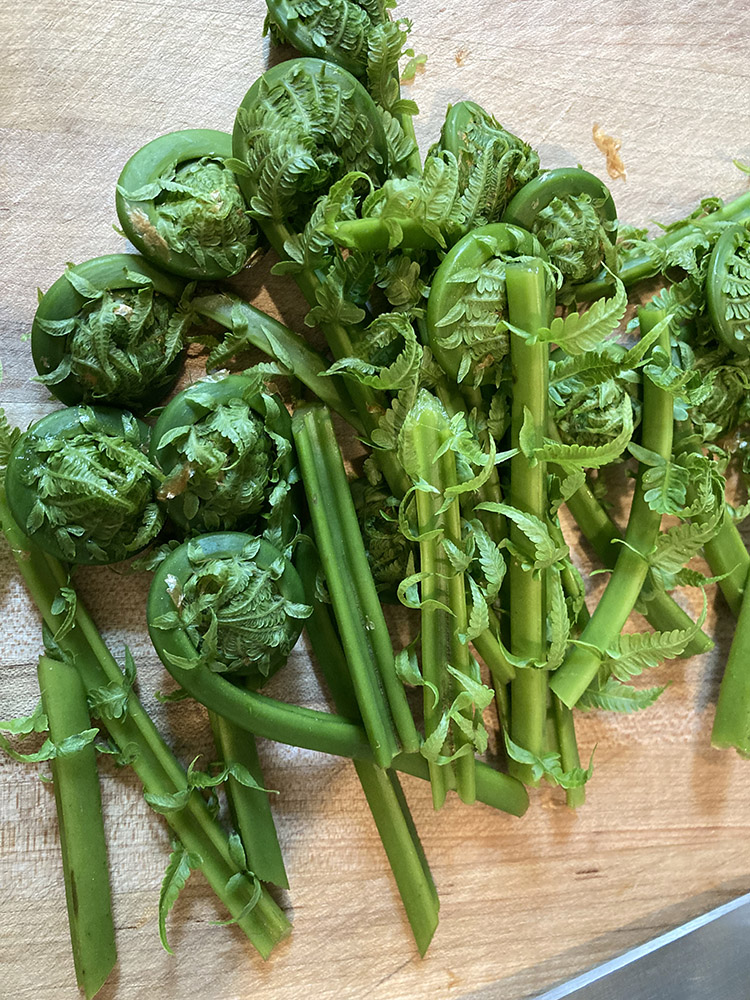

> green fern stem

[
  {"left": 404, "top": 393, "right": 477, "bottom": 807},
  {"left": 192, "top": 292, "right": 362, "bottom": 431},
  {"left": 394, "top": 86, "right": 422, "bottom": 178},
  {"left": 37, "top": 654, "right": 117, "bottom": 1000},
  {"left": 0, "top": 485, "right": 290, "bottom": 958},
  {"left": 506, "top": 259, "right": 553, "bottom": 784},
  {"left": 558, "top": 454, "right": 713, "bottom": 655},
  {"left": 326, "top": 216, "right": 442, "bottom": 252},
  {"left": 292, "top": 405, "right": 420, "bottom": 766},
  {"left": 700, "top": 508, "right": 750, "bottom": 617},
  {"left": 712, "top": 563, "right": 750, "bottom": 755},
  {"left": 296, "top": 538, "right": 439, "bottom": 955},
  {"left": 575, "top": 189, "right": 750, "bottom": 301},
  {"left": 261, "top": 218, "right": 410, "bottom": 497},
  {"left": 550, "top": 307, "right": 674, "bottom": 708},
  {"left": 208, "top": 713, "right": 288, "bottom": 889},
  {"left": 550, "top": 695, "right": 585, "bottom": 809}
]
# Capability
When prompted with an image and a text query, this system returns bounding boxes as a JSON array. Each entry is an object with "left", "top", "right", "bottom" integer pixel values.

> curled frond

[
  {"left": 31, "top": 256, "right": 190, "bottom": 411},
  {"left": 4, "top": 406, "right": 164, "bottom": 565},
  {"left": 426, "top": 223, "right": 554, "bottom": 386},
  {"left": 233, "top": 59, "right": 387, "bottom": 229},
  {"left": 150, "top": 374, "right": 298, "bottom": 540},
  {"left": 435, "top": 100, "right": 539, "bottom": 230},
  {"left": 533, "top": 192, "right": 617, "bottom": 282},
  {"left": 148, "top": 533, "right": 311, "bottom": 687},
  {"left": 119, "top": 158, "right": 255, "bottom": 276}
]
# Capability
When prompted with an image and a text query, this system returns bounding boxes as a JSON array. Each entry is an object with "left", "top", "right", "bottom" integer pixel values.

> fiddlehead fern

[
  {"left": 435, "top": 100, "right": 539, "bottom": 231},
  {"left": 706, "top": 223, "right": 750, "bottom": 356},
  {"left": 232, "top": 58, "right": 388, "bottom": 233},
  {"left": 116, "top": 130, "right": 257, "bottom": 280},
  {"left": 264, "top": 0, "right": 381, "bottom": 77},
  {"left": 4, "top": 406, "right": 164, "bottom": 564},
  {"left": 503, "top": 167, "right": 618, "bottom": 286},
  {"left": 263, "top": 1, "right": 420, "bottom": 173},
  {"left": 150, "top": 373, "right": 298, "bottom": 542},
  {"left": 425, "top": 222, "right": 552, "bottom": 386},
  {"left": 31, "top": 255, "right": 190, "bottom": 410},
  {"left": 148, "top": 532, "right": 311, "bottom": 688}
]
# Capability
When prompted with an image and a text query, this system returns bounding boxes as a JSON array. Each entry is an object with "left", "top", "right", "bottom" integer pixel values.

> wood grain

[{"left": 2, "top": 1, "right": 750, "bottom": 997}]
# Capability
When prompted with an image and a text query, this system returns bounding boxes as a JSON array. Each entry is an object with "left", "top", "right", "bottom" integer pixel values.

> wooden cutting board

[{"left": 2, "top": 1, "right": 750, "bottom": 997}]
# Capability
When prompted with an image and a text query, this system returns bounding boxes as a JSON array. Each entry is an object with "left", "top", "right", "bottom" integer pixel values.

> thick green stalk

[
  {"left": 0, "top": 488, "right": 290, "bottom": 958},
  {"left": 325, "top": 217, "right": 441, "bottom": 252},
  {"left": 37, "top": 655, "right": 117, "bottom": 999},
  {"left": 297, "top": 540, "right": 439, "bottom": 954},
  {"left": 402, "top": 392, "right": 478, "bottom": 807},
  {"left": 292, "top": 405, "right": 419, "bottom": 765},
  {"left": 472, "top": 627, "right": 516, "bottom": 686},
  {"left": 702, "top": 508, "right": 750, "bottom": 617},
  {"left": 562, "top": 467, "right": 713, "bottom": 655},
  {"left": 712, "top": 564, "right": 750, "bottom": 755},
  {"left": 551, "top": 695, "right": 585, "bottom": 809},
  {"left": 550, "top": 307, "right": 674, "bottom": 708},
  {"left": 575, "top": 189, "right": 750, "bottom": 301},
  {"left": 191, "top": 292, "right": 362, "bottom": 431},
  {"left": 353, "top": 762, "right": 439, "bottom": 954},
  {"left": 209, "top": 713, "right": 288, "bottom": 889},
  {"left": 397, "top": 98, "right": 423, "bottom": 179},
  {"left": 506, "top": 259, "right": 553, "bottom": 784}
]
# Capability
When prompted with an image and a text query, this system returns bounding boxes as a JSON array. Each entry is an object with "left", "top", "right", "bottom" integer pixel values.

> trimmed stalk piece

[
  {"left": 398, "top": 390, "right": 482, "bottom": 807},
  {"left": 292, "top": 405, "right": 419, "bottom": 767},
  {"left": 703, "top": 510, "right": 750, "bottom": 617},
  {"left": 505, "top": 259, "right": 554, "bottom": 784},
  {"left": 209, "top": 713, "right": 288, "bottom": 888},
  {"left": 550, "top": 307, "right": 675, "bottom": 708},
  {"left": 37, "top": 654, "right": 117, "bottom": 1000},
  {"left": 712, "top": 564, "right": 750, "bottom": 755},
  {"left": 551, "top": 695, "right": 585, "bottom": 809},
  {"left": 297, "top": 538, "right": 439, "bottom": 955}
]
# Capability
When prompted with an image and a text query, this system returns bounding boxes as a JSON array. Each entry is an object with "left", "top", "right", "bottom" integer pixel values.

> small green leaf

[
  {"left": 395, "top": 639, "right": 439, "bottom": 710},
  {"left": 144, "top": 788, "right": 192, "bottom": 814},
  {"left": 578, "top": 676, "right": 666, "bottom": 713},
  {"left": 0, "top": 727, "right": 98, "bottom": 763},
  {"left": 532, "top": 275, "right": 627, "bottom": 355},
  {"left": 504, "top": 732, "right": 594, "bottom": 788},
  {"left": 0, "top": 701, "right": 48, "bottom": 736},
  {"left": 158, "top": 841, "right": 203, "bottom": 953}
]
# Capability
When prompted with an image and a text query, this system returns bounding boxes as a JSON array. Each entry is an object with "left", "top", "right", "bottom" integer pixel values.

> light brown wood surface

[{"left": 2, "top": 2, "right": 750, "bottom": 998}]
